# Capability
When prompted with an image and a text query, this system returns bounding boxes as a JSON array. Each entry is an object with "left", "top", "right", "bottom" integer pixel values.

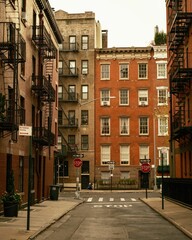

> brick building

[
  {"left": 94, "top": 46, "right": 169, "bottom": 189},
  {"left": 0, "top": 0, "right": 62, "bottom": 205},
  {"left": 54, "top": 10, "right": 103, "bottom": 189}
]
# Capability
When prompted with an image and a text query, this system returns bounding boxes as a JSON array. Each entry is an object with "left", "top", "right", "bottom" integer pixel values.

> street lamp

[{"left": 153, "top": 115, "right": 157, "bottom": 190}]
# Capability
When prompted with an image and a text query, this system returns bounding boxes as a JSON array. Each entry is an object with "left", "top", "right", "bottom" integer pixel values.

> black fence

[{"left": 163, "top": 178, "right": 192, "bottom": 208}]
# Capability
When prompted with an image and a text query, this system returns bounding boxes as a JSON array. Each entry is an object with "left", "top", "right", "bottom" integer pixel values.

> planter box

[{"left": 3, "top": 202, "right": 19, "bottom": 217}]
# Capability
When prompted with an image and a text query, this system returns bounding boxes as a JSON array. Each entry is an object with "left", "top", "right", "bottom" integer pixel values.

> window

[
  {"left": 58, "top": 110, "right": 62, "bottom": 125},
  {"left": 82, "top": 60, "right": 88, "bottom": 74},
  {"left": 82, "top": 35, "right": 88, "bottom": 50},
  {"left": 68, "top": 85, "right": 76, "bottom": 101},
  {"left": 158, "top": 148, "right": 169, "bottom": 166},
  {"left": 138, "top": 63, "right": 147, "bottom": 79},
  {"left": 101, "top": 64, "right": 110, "bottom": 79},
  {"left": 18, "top": 156, "right": 24, "bottom": 192},
  {"left": 59, "top": 61, "right": 63, "bottom": 74},
  {"left": 119, "top": 89, "right": 129, "bottom": 105},
  {"left": 68, "top": 135, "right": 76, "bottom": 151},
  {"left": 139, "top": 145, "right": 149, "bottom": 160},
  {"left": 120, "top": 171, "right": 130, "bottom": 179},
  {"left": 138, "top": 89, "right": 148, "bottom": 106},
  {"left": 81, "top": 135, "right": 88, "bottom": 150},
  {"left": 69, "top": 36, "right": 76, "bottom": 50},
  {"left": 120, "top": 117, "right": 129, "bottom": 135},
  {"left": 57, "top": 135, "right": 62, "bottom": 150},
  {"left": 101, "top": 145, "right": 111, "bottom": 164},
  {"left": 101, "top": 89, "right": 111, "bottom": 106},
  {"left": 120, "top": 63, "right": 129, "bottom": 79},
  {"left": 157, "top": 88, "right": 168, "bottom": 105},
  {"left": 158, "top": 116, "right": 168, "bottom": 136},
  {"left": 157, "top": 62, "right": 167, "bottom": 79},
  {"left": 58, "top": 86, "right": 63, "bottom": 100},
  {"left": 120, "top": 145, "right": 130, "bottom": 165},
  {"left": 69, "top": 61, "right": 76, "bottom": 75},
  {"left": 101, "top": 117, "right": 110, "bottom": 135},
  {"left": 139, "top": 117, "right": 149, "bottom": 135},
  {"left": 20, "top": 96, "right": 25, "bottom": 124},
  {"left": 81, "top": 85, "right": 88, "bottom": 100},
  {"left": 81, "top": 110, "right": 88, "bottom": 125},
  {"left": 68, "top": 110, "right": 75, "bottom": 126},
  {"left": 59, "top": 159, "right": 68, "bottom": 177}
]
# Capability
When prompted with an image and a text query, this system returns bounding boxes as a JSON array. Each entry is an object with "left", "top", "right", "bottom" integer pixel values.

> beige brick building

[{"left": 0, "top": 0, "right": 62, "bottom": 205}]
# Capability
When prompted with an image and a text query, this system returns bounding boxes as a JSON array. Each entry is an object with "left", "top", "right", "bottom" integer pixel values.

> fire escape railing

[{"left": 32, "top": 25, "right": 56, "bottom": 59}]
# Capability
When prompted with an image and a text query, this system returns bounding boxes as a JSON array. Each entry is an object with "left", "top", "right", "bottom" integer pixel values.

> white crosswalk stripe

[{"left": 86, "top": 197, "right": 137, "bottom": 203}]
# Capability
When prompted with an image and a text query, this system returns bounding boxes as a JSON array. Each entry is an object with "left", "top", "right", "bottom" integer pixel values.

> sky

[{"left": 48, "top": 0, "right": 166, "bottom": 48}]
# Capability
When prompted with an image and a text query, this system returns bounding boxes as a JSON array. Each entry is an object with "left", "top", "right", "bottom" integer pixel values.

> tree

[{"left": 154, "top": 30, "right": 167, "bottom": 45}]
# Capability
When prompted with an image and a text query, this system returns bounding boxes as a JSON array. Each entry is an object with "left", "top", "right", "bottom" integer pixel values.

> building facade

[
  {"left": 0, "top": 0, "right": 62, "bottom": 205},
  {"left": 54, "top": 10, "right": 103, "bottom": 189},
  {"left": 94, "top": 46, "right": 169, "bottom": 189},
  {"left": 166, "top": 0, "right": 192, "bottom": 179}
]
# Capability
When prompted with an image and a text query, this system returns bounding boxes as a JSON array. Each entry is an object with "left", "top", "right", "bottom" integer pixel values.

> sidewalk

[
  {"left": 0, "top": 196, "right": 83, "bottom": 240},
  {"left": 0, "top": 193, "right": 191, "bottom": 240},
  {"left": 141, "top": 197, "right": 192, "bottom": 239}
]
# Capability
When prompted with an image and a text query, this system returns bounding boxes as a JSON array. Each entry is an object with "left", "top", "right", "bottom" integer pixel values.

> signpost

[
  {"left": 73, "top": 158, "right": 82, "bottom": 199},
  {"left": 19, "top": 125, "right": 32, "bottom": 230},
  {"left": 140, "top": 158, "right": 151, "bottom": 199}
]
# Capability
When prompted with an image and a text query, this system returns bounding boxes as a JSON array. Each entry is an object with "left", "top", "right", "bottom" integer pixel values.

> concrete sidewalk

[
  {"left": 0, "top": 193, "right": 191, "bottom": 240},
  {"left": 141, "top": 197, "right": 192, "bottom": 239},
  {"left": 0, "top": 197, "right": 83, "bottom": 240}
]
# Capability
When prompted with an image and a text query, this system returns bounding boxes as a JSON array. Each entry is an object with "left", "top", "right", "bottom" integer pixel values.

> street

[{"left": 35, "top": 191, "right": 190, "bottom": 240}]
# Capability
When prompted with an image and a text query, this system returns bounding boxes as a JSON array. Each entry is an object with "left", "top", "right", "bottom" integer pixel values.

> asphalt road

[{"left": 35, "top": 191, "right": 190, "bottom": 240}]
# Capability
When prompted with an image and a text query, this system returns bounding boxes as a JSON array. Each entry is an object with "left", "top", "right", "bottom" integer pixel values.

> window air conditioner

[
  {"left": 102, "top": 101, "right": 109, "bottom": 106},
  {"left": 82, "top": 69, "right": 87, "bottom": 75},
  {"left": 140, "top": 101, "right": 146, "bottom": 106}
]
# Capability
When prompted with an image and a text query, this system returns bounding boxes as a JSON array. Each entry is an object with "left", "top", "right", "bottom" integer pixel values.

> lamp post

[{"left": 153, "top": 115, "right": 157, "bottom": 190}]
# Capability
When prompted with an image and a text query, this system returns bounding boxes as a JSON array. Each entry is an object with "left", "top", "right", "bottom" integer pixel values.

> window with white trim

[
  {"left": 158, "top": 116, "right": 168, "bottom": 136},
  {"left": 57, "top": 136, "right": 62, "bottom": 150},
  {"left": 100, "top": 89, "right": 110, "bottom": 106},
  {"left": 69, "top": 61, "right": 76, "bottom": 75},
  {"left": 139, "top": 117, "right": 149, "bottom": 135},
  {"left": 101, "top": 117, "right": 110, "bottom": 135},
  {"left": 138, "top": 63, "right": 147, "bottom": 79},
  {"left": 120, "top": 117, "right": 129, "bottom": 135},
  {"left": 138, "top": 89, "right": 148, "bottom": 106},
  {"left": 120, "top": 63, "right": 129, "bottom": 79},
  {"left": 157, "top": 88, "right": 168, "bottom": 105},
  {"left": 157, "top": 62, "right": 167, "bottom": 79},
  {"left": 139, "top": 145, "right": 149, "bottom": 160},
  {"left": 119, "top": 89, "right": 129, "bottom": 105},
  {"left": 101, "top": 64, "right": 110, "bottom": 80},
  {"left": 101, "top": 145, "right": 111, "bottom": 164},
  {"left": 158, "top": 148, "right": 169, "bottom": 165},
  {"left": 120, "top": 145, "right": 130, "bottom": 165}
]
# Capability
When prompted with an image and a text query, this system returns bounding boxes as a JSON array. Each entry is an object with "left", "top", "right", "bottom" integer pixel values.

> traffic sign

[
  {"left": 73, "top": 158, "right": 82, "bottom": 168},
  {"left": 141, "top": 163, "right": 151, "bottom": 173}
]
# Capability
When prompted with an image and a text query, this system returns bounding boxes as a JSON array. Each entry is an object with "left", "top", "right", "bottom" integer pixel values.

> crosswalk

[{"left": 86, "top": 197, "right": 137, "bottom": 203}]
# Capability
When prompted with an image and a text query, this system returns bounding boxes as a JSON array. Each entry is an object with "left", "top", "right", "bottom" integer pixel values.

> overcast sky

[{"left": 49, "top": 0, "right": 166, "bottom": 48}]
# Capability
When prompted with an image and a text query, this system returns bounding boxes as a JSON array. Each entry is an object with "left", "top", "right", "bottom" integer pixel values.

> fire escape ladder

[{"left": 58, "top": 129, "right": 77, "bottom": 154}]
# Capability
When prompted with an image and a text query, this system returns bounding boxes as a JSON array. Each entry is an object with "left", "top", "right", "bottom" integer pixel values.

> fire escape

[
  {"left": 168, "top": 0, "right": 192, "bottom": 147},
  {"left": 0, "top": 1, "right": 26, "bottom": 141},
  {"left": 31, "top": 20, "right": 56, "bottom": 148},
  {"left": 58, "top": 41, "right": 80, "bottom": 155}
]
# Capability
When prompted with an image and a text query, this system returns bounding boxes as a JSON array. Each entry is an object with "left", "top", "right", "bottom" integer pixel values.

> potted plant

[{"left": 0, "top": 170, "right": 21, "bottom": 217}]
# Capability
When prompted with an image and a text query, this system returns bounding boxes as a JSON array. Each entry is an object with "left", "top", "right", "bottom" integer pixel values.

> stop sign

[
  {"left": 73, "top": 158, "right": 82, "bottom": 168},
  {"left": 141, "top": 163, "right": 151, "bottom": 173}
]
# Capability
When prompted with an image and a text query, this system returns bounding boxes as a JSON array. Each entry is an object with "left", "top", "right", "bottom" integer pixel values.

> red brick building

[{"left": 94, "top": 46, "right": 169, "bottom": 189}]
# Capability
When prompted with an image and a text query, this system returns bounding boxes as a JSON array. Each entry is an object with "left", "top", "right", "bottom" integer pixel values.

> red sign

[
  {"left": 73, "top": 158, "right": 82, "bottom": 168},
  {"left": 141, "top": 163, "right": 151, "bottom": 173}
]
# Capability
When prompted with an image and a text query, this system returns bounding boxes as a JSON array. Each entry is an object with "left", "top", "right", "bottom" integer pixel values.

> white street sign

[{"left": 19, "top": 126, "right": 32, "bottom": 136}]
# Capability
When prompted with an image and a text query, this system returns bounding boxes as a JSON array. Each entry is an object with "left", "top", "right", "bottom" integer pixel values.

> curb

[
  {"left": 28, "top": 200, "right": 84, "bottom": 240},
  {"left": 140, "top": 198, "right": 192, "bottom": 240}
]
